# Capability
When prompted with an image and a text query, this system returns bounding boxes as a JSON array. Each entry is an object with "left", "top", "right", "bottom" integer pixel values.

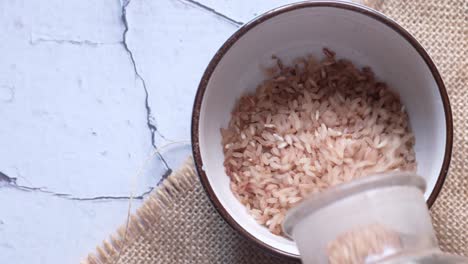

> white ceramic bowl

[{"left": 191, "top": 1, "right": 452, "bottom": 259}]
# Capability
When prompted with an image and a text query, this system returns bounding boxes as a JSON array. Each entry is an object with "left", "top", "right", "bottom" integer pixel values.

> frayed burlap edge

[{"left": 82, "top": 158, "right": 197, "bottom": 264}]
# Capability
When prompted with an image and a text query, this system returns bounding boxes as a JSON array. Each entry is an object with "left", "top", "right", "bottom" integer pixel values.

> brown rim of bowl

[{"left": 191, "top": 0, "right": 453, "bottom": 260}]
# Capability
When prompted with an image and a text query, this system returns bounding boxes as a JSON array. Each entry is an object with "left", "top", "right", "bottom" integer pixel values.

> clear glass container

[{"left": 282, "top": 172, "right": 455, "bottom": 264}]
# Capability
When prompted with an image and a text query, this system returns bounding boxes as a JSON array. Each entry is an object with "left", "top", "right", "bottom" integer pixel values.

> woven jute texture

[
  {"left": 83, "top": 1, "right": 467, "bottom": 263},
  {"left": 377, "top": 0, "right": 468, "bottom": 256},
  {"left": 83, "top": 158, "right": 298, "bottom": 264}
]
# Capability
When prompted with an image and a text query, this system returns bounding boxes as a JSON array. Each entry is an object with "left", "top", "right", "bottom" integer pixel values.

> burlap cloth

[{"left": 83, "top": 1, "right": 467, "bottom": 263}]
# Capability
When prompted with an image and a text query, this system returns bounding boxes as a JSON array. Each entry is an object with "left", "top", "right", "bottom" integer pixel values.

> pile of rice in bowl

[{"left": 221, "top": 49, "right": 416, "bottom": 235}]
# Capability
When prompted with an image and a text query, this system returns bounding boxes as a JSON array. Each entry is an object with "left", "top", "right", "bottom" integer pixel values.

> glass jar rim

[{"left": 283, "top": 172, "right": 426, "bottom": 237}]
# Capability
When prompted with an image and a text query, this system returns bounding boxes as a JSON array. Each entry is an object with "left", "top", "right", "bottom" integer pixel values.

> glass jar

[{"left": 282, "top": 173, "right": 466, "bottom": 264}]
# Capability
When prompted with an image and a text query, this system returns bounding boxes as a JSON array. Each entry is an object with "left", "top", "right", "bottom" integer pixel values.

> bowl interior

[{"left": 196, "top": 3, "right": 448, "bottom": 257}]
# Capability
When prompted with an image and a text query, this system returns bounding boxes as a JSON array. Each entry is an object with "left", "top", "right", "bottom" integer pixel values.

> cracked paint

[
  {"left": 179, "top": 0, "right": 244, "bottom": 26},
  {"left": 30, "top": 36, "right": 122, "bottom": 46},
  {"left": 0, "top": 0, "right": 184, "bottom": 261},
  {"left": 0, "top": 171, "right": 17, "bottom": 185},
  {"left": 124, "top": 0, "right": 237, "bottom": 147},
  {"left": 0, "top": 2, "right": 176, "bottom": 196},
  {"left": 0, "top": 0, "right": 221, "bottom": 262},
  {"left": 1, "top": 171, "right": 152, "bottom": 201},
  {"left": 1, "top": 0, "right": 176, "bottom": 195},
  {"left": 121, "top": 0, "right": 172, "bottom": 172},
  {"left": 30, "top": 0, "right": 124, "bottom": 44},
  {"left": 0, "top": 187, "right": 143, "bottom": 263},
  {"left": 0, "top": 40, "right": 159, "bottom": 196},
  {"left": 192, "top": 0, "right": 300, "bottom": 23},
  {"left": 193, "top": 0, "right": 357, "bottom": 24}
]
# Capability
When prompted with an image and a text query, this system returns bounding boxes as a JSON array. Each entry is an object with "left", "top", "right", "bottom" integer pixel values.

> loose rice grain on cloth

[{"left": 83, "top": 1, "right": 467, "bottom": 263}]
